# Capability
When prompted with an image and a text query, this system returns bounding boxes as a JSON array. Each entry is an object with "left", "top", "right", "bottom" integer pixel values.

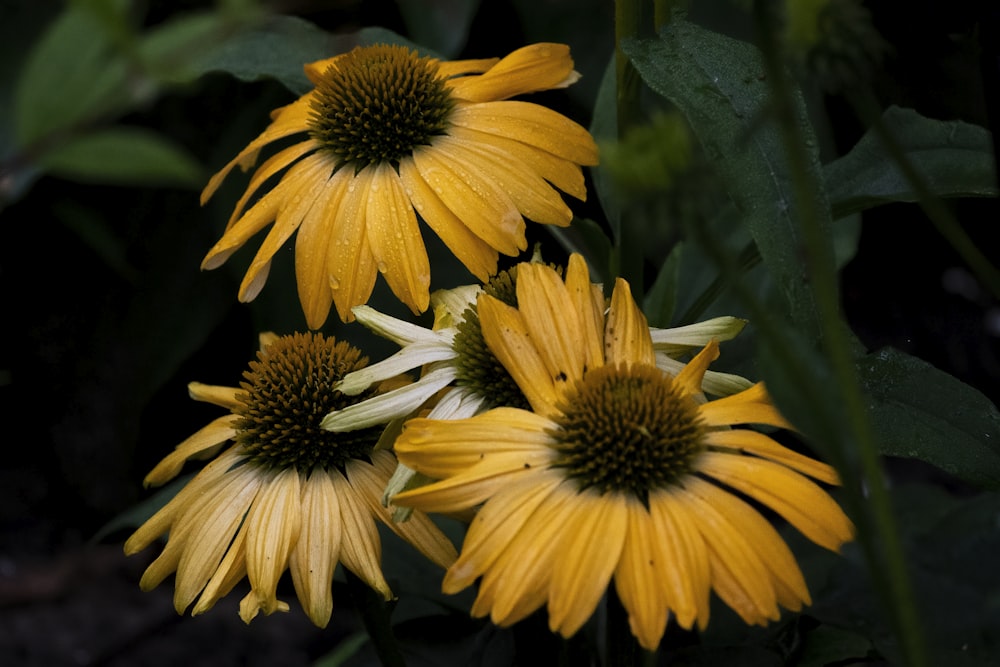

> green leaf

[
  {"left": 825, "top": 106, "right": 999, "bottom": 220},
  {"left": 643, "top": 241, "right": 682, "bottom": 327},
  {"left": 395, "top": 0, "right": 481, "bottom": 57},
  {"left": 545, "top": 216, "right": 613, "bottom": 285},
  {"left": 858, "top": 347, "right": 1000, "bottom": 490},
  {"left": 189, "top": 16, "right": 423, "bottom": 95},
  {"left": 621, "top": 21, "right": 833, "bottom": 337},
  {"left": 38, "top": 126, "right": 204, "bottom": 187},
  {"left": 89, "top": 474, "right": 192, "bottom": 544}
]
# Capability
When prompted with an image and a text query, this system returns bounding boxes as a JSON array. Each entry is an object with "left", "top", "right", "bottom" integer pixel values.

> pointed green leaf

[
  {"left": 858, "top": 346, "right": 1000, "bottom": 490},
  {"left": 621, "top": 22, "right": 833, "bottom": 337},
  {"left": 825, "top": 106, "right": 999, "bottom": 220},
  {"left": 39, "top": 126, "right": 204, "bottom": 187}
]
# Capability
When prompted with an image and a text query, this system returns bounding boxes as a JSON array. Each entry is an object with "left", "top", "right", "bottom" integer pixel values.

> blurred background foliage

[{"left": 1, "top": 0, "right": 998, "bottom": 665}]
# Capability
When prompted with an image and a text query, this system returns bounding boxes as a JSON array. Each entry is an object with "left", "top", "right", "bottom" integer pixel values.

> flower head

[
  {"left": 389, "top": 257, "right": 855, "bottom": 650},
  {"left": 123, "top": 332, "right": 457, "bottom": 627},
  {"left": 201, "top": 43, "right": 599, "bottom": 327}
]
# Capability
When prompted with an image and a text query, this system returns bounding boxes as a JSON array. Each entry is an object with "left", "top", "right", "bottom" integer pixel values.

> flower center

[
  {"left": 551, "top": 363, "right": 706, "bottom": 504},
  {"left": 234, "top": 332, "right": 385, "bottom": 473},
  {"left": 452, "top": 268, "right": 530, "bottom": 410},
  {"left": 308, "top": 44, "right": 455, "bottom": 169}
]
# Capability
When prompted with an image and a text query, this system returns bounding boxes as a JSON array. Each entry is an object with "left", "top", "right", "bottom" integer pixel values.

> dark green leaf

[
  {"left": 858, "top": 346, "right": 1000, "bottom": 490},
  {"left": 38, "top": 126, "right": 204, "bottom": 187},
  {"left": 395, "top": 0, "right": 481, "bottom": 58},
  {"left": 643, "top": 241, "right": 682, "bottom": 327},
  {"left": 622, "top": 22, "right": 833, "bottom": 337},
  {"left": 825, "top": 106, "right": 999, "bottom": 219},
  {"left": 797, "top": 625, "right": 874, "bottom": 667},
  {"left": 189, "top": 17, "right": 423, "bottom": 95},
  {"left": 545, "top": 216, "right": 613, "bottom": 285},
  {"left": 89, "top": 474, "right": 192, "bottom": 544}
]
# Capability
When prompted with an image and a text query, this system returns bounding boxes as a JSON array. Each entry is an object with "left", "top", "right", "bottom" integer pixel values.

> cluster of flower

[{"left": 124, "top": 42, "right": 853, "bottom": 652}]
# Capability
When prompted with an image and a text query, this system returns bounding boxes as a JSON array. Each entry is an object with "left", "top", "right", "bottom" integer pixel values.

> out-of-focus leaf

[
  {"left": 545, "top": 216, "right": 613, "bottom": 285},
  {"left": 137, "top": 11, "right": 238, "bottom": 85},
  {"left": 622, "top": 21, "right": 833, "bottom": 338},
  {"left": 797, "top": 625, "right": 874, "bottom": 667},
  {"left": 38, "top": 126, "right": 204, "bottom": 187},
  {"left": 395, "top": 0, "right": 480, "bottom": 58},
  {"left": 313, "top": 633, "right": 369, "bottom": 667},
  {"left": 643, "top": 241, "right": 682, "bottom": 327},
  {"left": 589, "top": 57, "right": 621, "bottom": 248},
  {"left": 189, "top": 17, "right": 420, "bottom": 95},
  {"left": 13, "top": 3, "right": 131, "bottom": 145},
  {"left": 825, "top": 106, "right": 999, "bottom": 220},
  {"left": 857, "top": 346, "right": 1000, "bottom": 490},
  {"left": 89, "top": 474, "right": 191, "bottom": 544},
  {"left": 53, "top": 200, "right": 137, "bottom": 281}
]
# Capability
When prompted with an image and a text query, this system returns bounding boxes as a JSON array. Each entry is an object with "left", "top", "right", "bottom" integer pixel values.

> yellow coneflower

[
  {"left": 321, "top": 257, "right": 750, "bottom": 508},
  {"left": 123, "top": 332, "right": 456, "bottom": 627},
  {"left": 389, "top": 256, "right": 855, "bottom": 651},
  {"left": 201, "top": 42, "right": 599, "bottom": 327}
]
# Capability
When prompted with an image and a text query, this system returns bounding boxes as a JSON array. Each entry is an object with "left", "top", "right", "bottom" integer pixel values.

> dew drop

[
  {"left": 330, "top": 277, "right": 341, "bottom": 290},
  {"left": 377, "top": 261, "right": 388, "bottom": 273}
]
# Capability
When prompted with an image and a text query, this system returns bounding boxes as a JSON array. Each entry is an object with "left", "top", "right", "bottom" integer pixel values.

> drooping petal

[
  {"left": 698, "top": 452, "right": 855, "bottom": 552},
  {"left": 348, "top": 452, "right": 457, "bottom": 570},
  {"left": 655, "top": 354, "right": 753, "bottom": 397},
  {"left": 143, "top": 415, "right": 238, "bottom": 487},
  {"left": 412, "top": 142, "right": 525, "bottom": 255},
  {"left": 200, "top": 96, "right": 315, "bottom": 205},
  {"left": 704, "top": 429, "right": 840, "bottom": 484},
  {"left": 245, "top": 468, "right": 302, "bottom": 615},
  {"left": 288, "top": 470, "right": 342, "bottom": 628},
  {"left": 327, "top": 165, "right": 379, "bottom": 322},
  {"left": 650, "top": 316, "right": 748, "bottom": 357},
  {"left": 613, "top": 498, "right": 670, "bottom": 651},
  {"left": 224, "top": 139, "right": 317, "bottom": 228},
  {"left": 398, "top": 156, "right": 499, "bottom": 282},
  {"left": 366, "top": 163, "right": 431, "bottom": 314},
  {"left": 449, "top": 101, "right": 599, "bottom": 167},
  {"left": 333, "top": 471, "right": 391, "bottom": 599},
  {"left": 547, "top": 490, "right": 628, "bottom": 639},
  {"left": 673, "top": 340, "right": 720, "bottom": 397},
  {"left": 353, "top": 303, "right": 453, "bottom": 348},
  {"left": 443, "top": 472, "right": 562, "bottom": 593}
]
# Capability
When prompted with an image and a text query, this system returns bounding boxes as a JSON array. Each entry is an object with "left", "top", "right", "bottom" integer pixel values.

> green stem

[
  {"left": 750, "top": 2, "right": 926, "bottom": 665},
  {"left": 344, "top": 568, "right": 406, "bottom": 667}
]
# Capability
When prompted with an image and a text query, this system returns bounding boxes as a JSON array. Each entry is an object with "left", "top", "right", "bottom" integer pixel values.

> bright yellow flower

[
  {"left": 390, "top": 255, "right": 854, "bottom": 651},
  {"left": 200, "top": 42, "right": 599, "bottom": 327},
  {"left": 123, "top": 332, "right": 456, "bottom": 627}
]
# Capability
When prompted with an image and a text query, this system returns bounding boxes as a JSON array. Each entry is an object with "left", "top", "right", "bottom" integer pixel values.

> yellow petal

[
  {"left": 605, "top": 278, "right": 655, "bottom": 367},
  {"left": 333, "top": 471, "right": 392, "bottom": 600},
  {"left": 142, "top": 415, "right": 237, "bottom": 487},
  {"left": 200, "top": 96, "right": 314, "bottom": 205},
  {"left": 448, "top": 43, "right": 577, "bottom": 102},
  {"left": 347, "top": 452, "right": 457, "bottom": 570},
  {"left": 238, "top": 153, "right": 337, "bottom": 303},
  {"left": 412, "top": 141, "right": 525, "bottom": 255},
  {"left": 448, "top": 125, "right": 587, "bottom": 200},
  {"left": 434, "top": 134, "right": 573, "bottom": 226},
  {"left": 224, "top": 139, "right": 317, "bottom": 229},
  {"left": 294, "top": 165, "right": 350, "bottom": 329},
  {"left": 563, "top": 253, "right": 605, "bottom": 371},
  {"left": 192, "top": 517, "right": 249, "bottom": 616},
  {"left": 398, "top": 156, "right": 498, "bottom": 281},
  {"left": 548, "top": 490, "right": 627, "bottom": 639},
  {"left": 443, "top": 472, "right": 562, "bottom": 593},
  {"left": 477, "top": 294, "right": 561, "bottom": 417},
  {"left": 173, "top": 463, "right": 263, "bottom": 613},
  {"left": 245, "top": 468, "right": 302, "bottom": 615},
  {"left": 647, "top": 489, "right": 712, "bottom": 630},
  {"left": 698, "top": 452, "right": 855, "bottom": 552},
  {"left": 613, "top": 498, "right": 669, "bottom": 651},
  {"left": 327, "top": 166, "right": 379, "bottom": 322},
  {"left": 704, "top": 428, "right": 840, "bottom": 484},
  {"left": 187, "top": 382, "right": 242, "bottom": 410},
  {"left": 673, "top": 340, "right": 720, "bottom": 397},
  {"left": 516, "top": 262, "right": 588, "bottom": 389},
  {"left": 365, "top": 163, "right": 431, "bottom": 314},
  {"left": 436, "top": 56, "right": 498, "bottom": 78},
  {"left": 449, "top": 101, "right": 599, "bottom": 167},
  {"left": 698, "top": 382, "right": 793, "bottom": 429},
  {"left": 288, "top": 470, "right": 341, "bottom": 628}
]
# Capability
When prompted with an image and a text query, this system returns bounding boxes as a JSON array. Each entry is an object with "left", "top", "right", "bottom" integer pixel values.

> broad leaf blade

[
  {"left": 621, "top": 22, "right": 833, "bottom": 337},
  {"left": 825, "top": 106, "right": 999, "bottom": 219},
  {"left": 858, "top": 346, "right": 1000, "bottom": 490}
]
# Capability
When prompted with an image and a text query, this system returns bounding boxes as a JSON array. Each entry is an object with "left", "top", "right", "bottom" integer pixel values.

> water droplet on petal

[{"left": 330, "top": 277, "right": 341, "bottom": 290}]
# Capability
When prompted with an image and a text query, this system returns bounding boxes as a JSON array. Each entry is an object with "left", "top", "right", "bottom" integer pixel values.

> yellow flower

[
  {"left": 123, "top": 332, "right": 456, "bottom": 627},
  {"left": 201, "top": 42, "right": 599, "bottom": 327},
  {"left": 390, "top": 255, "right": 854, "bottom": 651}
]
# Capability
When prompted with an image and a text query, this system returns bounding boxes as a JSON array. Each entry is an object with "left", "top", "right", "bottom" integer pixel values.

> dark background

[{"left": 1, "top": 0, "right": 998, "bottom": 665}]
